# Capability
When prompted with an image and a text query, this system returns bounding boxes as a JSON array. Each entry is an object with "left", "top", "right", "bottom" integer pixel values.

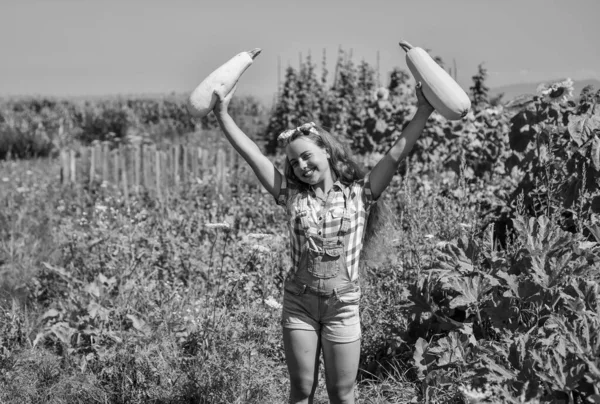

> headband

[{"left": 277, "top": 122, "right": 318, "bottom": 146}]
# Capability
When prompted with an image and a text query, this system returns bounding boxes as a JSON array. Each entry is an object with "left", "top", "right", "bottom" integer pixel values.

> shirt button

[
  {"left": 318, "top": 216, "right": 322, "bottom": 221},
  {"left": 318, "top": 230, "right": 322, "bottom": 235}
]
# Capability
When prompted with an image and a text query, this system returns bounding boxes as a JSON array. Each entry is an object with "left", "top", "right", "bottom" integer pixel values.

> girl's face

[{"left": 285, "top": 137, "right": 332, "bottom": 186}]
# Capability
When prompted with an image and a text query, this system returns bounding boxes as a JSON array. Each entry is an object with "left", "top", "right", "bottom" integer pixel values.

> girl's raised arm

[
  {"left": 369, "top": 85, "right": 434, "bottom": 200},
  {"left": 213, "top": 87, "right": 283, "bottom": 199}
]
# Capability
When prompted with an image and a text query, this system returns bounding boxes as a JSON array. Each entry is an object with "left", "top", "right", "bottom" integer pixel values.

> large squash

[
  {"left": 188, "top": 48, "right": 261, "bottom": 118},
  {"left": 399, "top": 40, "right": 470, "bottom": 120}
]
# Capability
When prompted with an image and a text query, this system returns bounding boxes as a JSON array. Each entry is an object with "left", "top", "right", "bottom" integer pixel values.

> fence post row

[{"left": 60, "top": 143, "right": 260, "bottom": 198}]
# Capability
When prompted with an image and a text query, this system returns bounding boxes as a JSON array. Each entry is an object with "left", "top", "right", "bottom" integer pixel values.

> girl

[{"left": 214, "top": 83, "right": 434, "bottom": 404}]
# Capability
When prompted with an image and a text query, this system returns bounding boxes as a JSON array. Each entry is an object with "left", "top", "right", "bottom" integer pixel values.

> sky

[{"left": 0, "top": 0, "right": 598, "bottom": 106}]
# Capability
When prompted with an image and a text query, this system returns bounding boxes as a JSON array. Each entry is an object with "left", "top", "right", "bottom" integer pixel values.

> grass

[
  {"left": 4, "top": 149, "right": 598, "bottom": 403},
  {"left": 0, "top": 152, "right": 487, "bottom": 403}
]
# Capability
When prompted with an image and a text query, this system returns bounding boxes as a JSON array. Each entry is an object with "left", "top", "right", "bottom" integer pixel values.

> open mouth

[{"left": 302, "top": 169, "right": 314, "bottom": 178}]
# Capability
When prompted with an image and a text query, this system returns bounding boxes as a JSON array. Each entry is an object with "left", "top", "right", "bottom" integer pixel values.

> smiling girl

[{"left": 213, "top": 83, "right": 433, "bottom": 404}]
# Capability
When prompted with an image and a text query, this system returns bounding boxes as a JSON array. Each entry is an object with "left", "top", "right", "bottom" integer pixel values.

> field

[{"left": 1, "top": 60, "right": 600, "bottom": 403}]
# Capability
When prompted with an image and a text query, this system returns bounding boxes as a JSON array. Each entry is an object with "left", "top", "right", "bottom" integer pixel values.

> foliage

[
  {"left": 470, "top": 63, "right": 490, "bottom": 107},
  {"left": 2, "top": 51, "right": 600, "bottom": 402},
  {"left": 265, "top": 66, "right": 303, "bottom": 154},
  {"left": 0, "top": 95, "right": 267, "bottom": 160},
  {"left": 265, "top": 48, "right": 415, "bottom": 156},
  {"left": 0, "top": 167, "right": 292, "bottom": 403},
  {"left": 502, "top": 80, "right": 600, "bottom": 235},
  {"left": 398, "top": 213, "right": 600, "bottom": 403}
]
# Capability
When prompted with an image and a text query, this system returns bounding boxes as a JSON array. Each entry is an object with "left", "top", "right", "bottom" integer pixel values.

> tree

[
  {"left": 265, "top": 54, "right": 327, "bottom": 154},
  {"left": 296, "top": 53, "right": 324, "bottom": 126},
  {"left": 357, "top": 59, "right": 376, "bottom": 98},
  {"left": 470, "top": 63, "right": 490, "bottom": 107},
  {"left": 265, "top": 66, "right": 299, "bottom": 154},
  {"left": 320, "top": 48, "right": 358, "bottom": 136}
]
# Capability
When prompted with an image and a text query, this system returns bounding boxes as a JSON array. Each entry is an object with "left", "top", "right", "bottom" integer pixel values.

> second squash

[
  {"left": 188, "top": 48, "right": 262, "bottom": 118},
  {"left": 399, "top": 40, "right": 471, "bottom": 120}
]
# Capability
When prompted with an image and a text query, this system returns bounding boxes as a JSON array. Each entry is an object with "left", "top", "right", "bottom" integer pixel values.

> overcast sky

[{"left": 0, "top": 0, "right": 598, "bottom": 104}]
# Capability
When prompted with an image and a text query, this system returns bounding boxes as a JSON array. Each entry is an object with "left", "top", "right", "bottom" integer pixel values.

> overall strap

[
  {"left": 338, "top": 185, "right": 352, "bottom": 235},
  {"left": 276, "top": 176, "right": 288, "bottom": 206}
]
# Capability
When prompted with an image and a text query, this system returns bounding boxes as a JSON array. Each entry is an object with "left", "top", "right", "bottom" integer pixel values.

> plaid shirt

[{"left": 276, "top": 174, "right": 376, "bottom": 281}]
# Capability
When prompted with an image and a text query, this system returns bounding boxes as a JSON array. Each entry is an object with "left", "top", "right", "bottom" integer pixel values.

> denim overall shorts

[{"left": 281, "top": 197, "right": 362, "bottom": 343}]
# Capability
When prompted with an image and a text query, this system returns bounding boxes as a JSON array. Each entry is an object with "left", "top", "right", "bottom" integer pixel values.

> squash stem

[
  {"left": 398, "top": 40, "right": 414, "bottom": 53},
  {"left": 248, "top": 48, "right": 262, "bottom": 59}
]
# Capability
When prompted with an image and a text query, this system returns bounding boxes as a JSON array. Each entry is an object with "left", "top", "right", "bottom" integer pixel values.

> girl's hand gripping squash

[
  {"left": 415, "top": 82, "right": 434, "bottom": 113},
  {"left": 214, "top": 84, "right": 237, "bottom": 117}
]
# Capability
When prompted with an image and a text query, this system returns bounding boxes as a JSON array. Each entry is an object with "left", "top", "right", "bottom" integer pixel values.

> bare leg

[
  {"left": 283, "top": 328, "right": 321, "bottom": 404},
  {"left": 321, "top": 337, "right": 360, "bottom": 404}
]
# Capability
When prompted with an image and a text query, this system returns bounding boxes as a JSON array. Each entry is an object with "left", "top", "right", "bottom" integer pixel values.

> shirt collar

[{"left": 307, "top": 180, "right": 350, "bottom": 200}]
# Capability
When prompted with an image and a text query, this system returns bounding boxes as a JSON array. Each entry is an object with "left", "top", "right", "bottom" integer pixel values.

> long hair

[{"left": 281, "top": 124, "right": 393, "bottom": 265}]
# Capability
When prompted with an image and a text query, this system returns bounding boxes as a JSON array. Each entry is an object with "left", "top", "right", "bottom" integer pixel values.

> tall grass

[{"left": 0, "top": 149, "right": 482, "bottom": 403}]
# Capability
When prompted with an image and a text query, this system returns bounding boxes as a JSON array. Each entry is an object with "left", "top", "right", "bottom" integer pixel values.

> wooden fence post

[
  {"left": 155, "top": 148, "right": 161, "bottom": 201},
  {"left": 201, "top": 147, "right": 210, "bottom": 183},
  {"left": 58, "top": 143, "right": 268, "bottom": 198},
  {"left": 216, "top": 148, "right": 230, "bottom": 196},
  {"left": 89, "top": 146, "right": 95, "bottom": 185},
  {"left": 121, "top": 146, "right": 129, "bottom": 203},
  {"left": 182, "top": 145, "right": 188, "bottom": 185},
  {"left": 60, "top": 149, "right": 69, "bottom": 184},
  {"left": 134, "top": 143, "right": 140, "bottom": 194},
  {"left": 95, "top": 142, "right": 103, "bottom": 183},
  {"left": 173, "top": 145, "right": 180, "bottom": 187},
  {"left": 102, "top": 142, "right": 109, "bottom": 183},
  {"left": 143, "top": 144, "right": 152, "bottom": 191},
  {"left": 69, "top": 149, "right": 76, "bottom": 183},
  {"left": 216, "top": 148, "right": 222, "bottom": 194},
  {"left": 113, "top": 149, "right": 119, "bottom": 187},
  {"left": 191, "top": 147, "right": 199, "bottom": 182},
  {"left": 228, "top": 147, "right": 236, "bottom": 194},
  {"left": 165, "top": 147, "right": 171, "bottom": 191}
]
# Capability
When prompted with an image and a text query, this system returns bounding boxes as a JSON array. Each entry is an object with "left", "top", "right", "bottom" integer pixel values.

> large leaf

[
  {"left": 494, "top": 271, "right": 519, "bottom": 297},
  {"left": 126, "top": 314, "right": 150, "bottom": 335},
  {"left": 427, "top": 331, "right": 470, "bottom": 367},
  {"left": 509, "top": 110, "right": 536, "bottom": 152},
  {"left": 413, "top": 337, "right": 430, "bottom": 379},
  {"left": 585, "top": 223, "right": 600, "bottom": 243},
  {"left": 530, "top": 348, "right": 587, "bottom": 392},
  {"left": 592, "top": 195, "right": 600, "bottom": 214},
  {"left": 457, "top": 236, "right": 478, "bottom": 263},
  {"left": 85, "top": 281, "right": 101, "bottom": 298},
  {"left": 516, "top": 279, "right": 544, "bottom": 303},
  {"left": 560, "top": 175, "right": 580, "bottom": 209},
  {"left": 567, "top": 114, "right": 600, "bottom": 146},
  {"left": 50, "top": 322, "right": 75, "bottom": 345},
  {"left": 478, "top": 354, "right": 518, "bottom": 383},
  {"left": 508, "top": 333, "right": 530, "bottom": 370},
  {"left": 408, "top": 273, "right": 440, "bottom": 314},
  {"left": 435, "top": 242, "right": 474, "bottom": 274},
  {"left": 441, "top": 275, "right": 493, "bottom": 309},
  {"left": 592, "top": 136, "right": 600, "bottom": 171},
  {"left": 483, "top": 295, "right": 520, "bottom": 330},
  {"left": 513, "top": 215, "right": 575, "bottom": 288},
  {"left": 504, "top": 94, "right": 536, "bottom": 111},
  {"left": 87, "top": 301, "right": 110, "bottom": 322}
]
